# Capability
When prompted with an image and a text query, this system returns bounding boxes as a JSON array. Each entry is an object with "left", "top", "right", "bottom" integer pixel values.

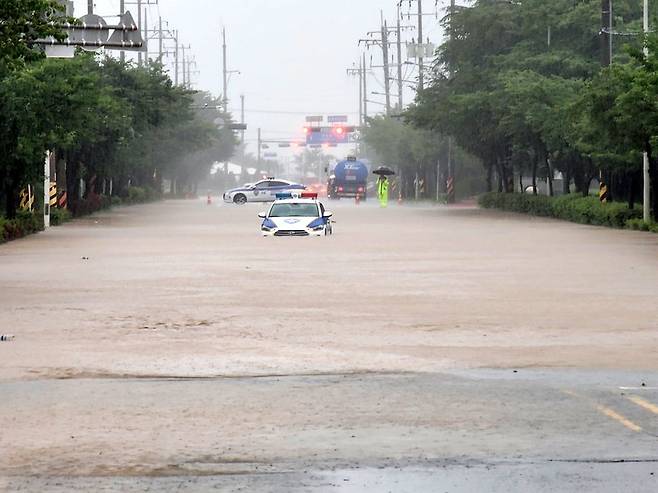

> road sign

[
  {"left": 40, "top": 11, "right": 144, "bottom": 54},
  {"left": 45, "top": 45, "right": 75, "bottom": 58},
  {"left": 68, "top": 14, "right": 109, "bottom": 51},
  {"left": 305, "top": 126, "right": 354, "bottom": 145},
  {"left": 305, "top": 116, "right": 324, "bottom": 123},
  {"left": 106, "top": 11, "right": 145, "bottom": 52},
  {"left": 328, "top": 115, "right": 348, "bottom": 123},
  {"left": 264, "top": 152, "right": 278, "bottom": 158}
]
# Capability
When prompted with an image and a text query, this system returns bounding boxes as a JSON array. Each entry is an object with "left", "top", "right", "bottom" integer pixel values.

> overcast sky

[{"left": 72, "top": 0, "right": 447, "bottom": 160}]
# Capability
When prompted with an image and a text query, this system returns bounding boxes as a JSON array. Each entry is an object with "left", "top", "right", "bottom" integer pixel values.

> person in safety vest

[{"left": 377, "top": 175, "right": 389, "bottom": 208}]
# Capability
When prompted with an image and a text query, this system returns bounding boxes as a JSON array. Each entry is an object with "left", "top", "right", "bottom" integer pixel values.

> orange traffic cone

[
  {"left": 355, "top": 194, "right": 361, "bottom": 206},
  {"left": 398, "top": 193, "right": 403, "bottom": 206},
  {"left": 207, "top": 193, "right": 212, "bottom": 205}
]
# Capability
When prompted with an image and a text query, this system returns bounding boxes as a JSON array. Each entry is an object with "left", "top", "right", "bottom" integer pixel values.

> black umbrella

[{"left": 372, "top": 166, "right": 396, "bottom": 176}]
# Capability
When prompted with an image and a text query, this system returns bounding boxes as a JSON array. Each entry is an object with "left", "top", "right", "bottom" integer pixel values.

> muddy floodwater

[{"left": 1, "top": 200, "right": 657, "bottom": 491}]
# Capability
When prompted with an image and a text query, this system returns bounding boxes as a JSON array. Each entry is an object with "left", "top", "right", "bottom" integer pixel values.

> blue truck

[{"left": 328, "top": 157, "right": 369, "bottom": 200}]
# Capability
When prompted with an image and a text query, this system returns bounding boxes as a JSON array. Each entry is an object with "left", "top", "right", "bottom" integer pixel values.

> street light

[{"left": 372, "top": 91, "right": 402, "bottom": 100}]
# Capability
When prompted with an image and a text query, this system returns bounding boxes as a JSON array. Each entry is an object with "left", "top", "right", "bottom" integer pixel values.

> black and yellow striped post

[
  {"left": 447, "top": 176, "right": 456, "bottom": 204},
  {"left": 49, "top": 182, "right": 57, "bottom": 208},
  {"left": 599, "top": 182, "right": 609, "bottom": 203},
  {"left": 19, "top": 186, "right": 35, "bottom": 212}
]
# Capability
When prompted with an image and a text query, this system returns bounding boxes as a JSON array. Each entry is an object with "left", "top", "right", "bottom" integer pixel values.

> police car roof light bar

[
  {"left": 301, "top": 192, "right": 318, "bottom": 199},
  {"left": 275, "top": 193, "right": 293, "bottom": 200}
]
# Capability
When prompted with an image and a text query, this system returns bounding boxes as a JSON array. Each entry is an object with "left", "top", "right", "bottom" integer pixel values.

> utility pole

[
  {"left": 180, "top": 44, "right": 188, "bottom": 88},
  {"left": 601, "top": 0, "right": 611, "bottom": 66},
  {"left": 363, "top": 53, "right": 368, "bottom": 122},
  {"left": 257, "top": 128, "right": 262, "bottom": 171},
  {"left": 358, "top": 64, "right": 363, "bottom": 125},
  {"left": 186, "top": 58, "right": 198, "bottom": 89},
  {"left": 643, "top": 0, "right": 651, "bottom": 222},
  {"left": 447, "top": 0, "right": 456, "bottom": 204},
  {"left": 158, "top": 16, "right": 163, "bottom": 62},
  {"left": 382, "top": 18, "right": 392, "bottom": 115},
  {"left": 222, "top": 28, "right": 228, "bottom": 112},
  {"left": 347, "top": 62, "right": 364, "bottom": 126},
  {"left": 240, "top": 94, "right": 246, "bottom": 146},
  {"left": 137, "top": 0, "right": 142, "bottom": 65},
  {"left": 143, "top": 8, "right": 148, "bottom": 65},
  {"left": 417, "top": 0, "right": 424, "bottom": 90},
  {"left": 397, "top": 9, "right": 404, "bottom": 110},
  {"left": 87, "top": 0, "right": 93, "bottom": 14},
  {"left": 120, "top": 0, "right": 125, "bottom": 63},
  {"left": 174, "top": 31, "right": 180, "bottom": 86}
]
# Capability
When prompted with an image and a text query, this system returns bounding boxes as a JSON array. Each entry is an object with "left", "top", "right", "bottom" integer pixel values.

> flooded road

[{"left": 1, "top": 200, "right": 657, "bottom": 491}]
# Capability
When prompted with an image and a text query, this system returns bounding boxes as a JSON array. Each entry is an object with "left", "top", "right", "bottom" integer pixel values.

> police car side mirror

[
  {"left": 323, "top": 211, "right": 333, "bottom": 218},
  {"left": 258, "top": 212, "right": 267, "bottom": 219}
]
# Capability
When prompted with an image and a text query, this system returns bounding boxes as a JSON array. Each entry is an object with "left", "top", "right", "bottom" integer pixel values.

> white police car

[
  {"left": 223, "top": 178, "right": 306, "bottom": 204},
  {"left": 258, "top": 193, "right": 333, "bottom": 237}
]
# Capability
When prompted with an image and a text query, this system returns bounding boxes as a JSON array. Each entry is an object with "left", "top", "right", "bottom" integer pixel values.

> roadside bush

[
  {"left": 479, "top": 193, "right": 643, "bottom": 229},
  {"left": 125, "top": 186, "right": 160, "bottom": 204},
  {"left": 478, "top": 192, "right": 553, "bottom": 217},
  {"left": 50, "top": 208, "right": 72, "bottom": 226},
  {"left": 100, "top": 195, "right": 112, "bottom": 210},
  {"left": 127, "top": 186, "right": 147, "bottom": 204},
  {"left": 0, "top": 211, "right": 42, "bottom": 243},
  {"left": 626, "top": 219, "right": 658, "bottom": 233},
  {"left": 111, "top": 196, "right": 123, "bottom": 207}
]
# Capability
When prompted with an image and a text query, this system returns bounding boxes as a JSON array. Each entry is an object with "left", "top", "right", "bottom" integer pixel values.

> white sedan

[
  {"left": 258, "top": 193, "right": 333, "bottom": 237},
  {"left": 223, "top": 178, "right": 306, "bottom": 204}
]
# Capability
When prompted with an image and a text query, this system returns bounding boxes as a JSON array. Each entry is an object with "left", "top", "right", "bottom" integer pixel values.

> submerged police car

[
  {"left": 258, "top": 192, "right": 333, "bottom": 237},
  {"left": 223, "top": 178, "right": 305, "bottom": 204}
]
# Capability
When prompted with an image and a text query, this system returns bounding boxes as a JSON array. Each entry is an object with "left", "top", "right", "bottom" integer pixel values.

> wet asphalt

[{"left": 1, "top": 199, "right": 657, "bottom": 492}]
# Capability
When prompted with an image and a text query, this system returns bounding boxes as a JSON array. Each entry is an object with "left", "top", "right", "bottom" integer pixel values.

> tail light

[
  {"left": 338, "top": 186, "right": 344, "bottom": 192},
  {"left": 357, "top": 187, "right": 364, "bottom": 192}
]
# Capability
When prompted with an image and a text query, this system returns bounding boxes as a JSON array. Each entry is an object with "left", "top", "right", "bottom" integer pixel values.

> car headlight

[
  {"left": 262, "top": 218, "right": 276, "bottom": 231},
  {"left": 307, "top": 218, "right": 325, "bottom": 231}
]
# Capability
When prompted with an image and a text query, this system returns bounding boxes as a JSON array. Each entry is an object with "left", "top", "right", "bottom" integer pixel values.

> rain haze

[
  {"left": 3, "top": 1, "right": 658, "bottom": 491},
  {"left": 73, "top": 0, "right": 445, "bottom": 159}
]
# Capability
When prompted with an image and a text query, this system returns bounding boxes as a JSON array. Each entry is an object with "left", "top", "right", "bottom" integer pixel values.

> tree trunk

[
  {"left": 531, "top": 154, "right": 538, "bottom": 195},
  {"left": 563, "top": 168, "right": 571, "bottom": 195},
  {"left": 628, "top": 172, "right": 636, "bottom": 210},
  {"left": 546, "top": 156, "right": 554, "bottom": 197},
  {"left": 648, "top": 145, "right": 658, "bottom": 221},
  {"left": 496, "top": 160, "right": 503, "bottom": 193},
  {"left": 486, "top": 162, "right": 493, "bottom": 192},
  {"left": 519, "top": 173, "right": 523, "bottom": 193},
  {"left": 4, "top": 173, "right": 18, "bottom": 219}
]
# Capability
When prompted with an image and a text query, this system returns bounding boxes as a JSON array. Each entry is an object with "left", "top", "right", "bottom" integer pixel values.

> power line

[{"left": 228, "top": 108, "right": 358, "bottom": 116}]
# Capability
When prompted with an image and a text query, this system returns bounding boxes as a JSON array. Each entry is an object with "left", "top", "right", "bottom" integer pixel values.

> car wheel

[{"left": 233, "top": 194, "right": 247, "bottom": 205}]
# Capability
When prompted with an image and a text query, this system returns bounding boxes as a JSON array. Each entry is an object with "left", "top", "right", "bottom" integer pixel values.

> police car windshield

[{"left": 269, "top": 203, "right": 319, "bottom": 217}]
